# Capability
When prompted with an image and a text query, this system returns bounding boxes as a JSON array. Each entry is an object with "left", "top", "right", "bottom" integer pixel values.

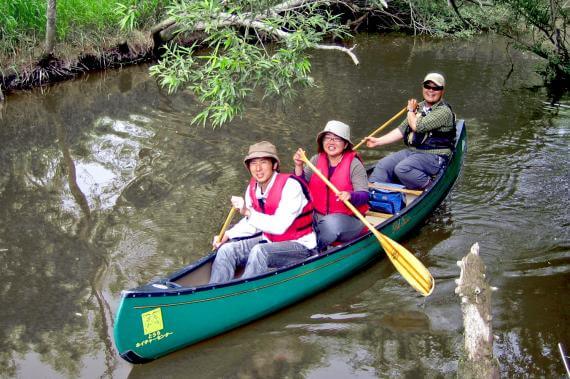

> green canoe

[{"left": 114, "top": 120, "right": 467, "bottom": 364}]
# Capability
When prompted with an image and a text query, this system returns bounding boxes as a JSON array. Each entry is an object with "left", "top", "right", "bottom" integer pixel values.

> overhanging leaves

[{"left": 149, "top": 0, "right": 374, "bottom": 127}]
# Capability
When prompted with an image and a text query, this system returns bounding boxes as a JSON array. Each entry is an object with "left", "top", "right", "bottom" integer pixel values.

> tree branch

[
  {"left": 314, "top": 43, "right": 360, "bottom": 65},
  {"left": 153, "top": 4, "right": 361, "bottom": 65},
  {"left": 447, "top": 0, "right": 471, "bottom": 28}
]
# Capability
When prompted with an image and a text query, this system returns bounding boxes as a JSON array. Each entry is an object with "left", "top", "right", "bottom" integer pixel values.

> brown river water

[{"left": 0, "top": 34, "right": 568, "bottom": 378}]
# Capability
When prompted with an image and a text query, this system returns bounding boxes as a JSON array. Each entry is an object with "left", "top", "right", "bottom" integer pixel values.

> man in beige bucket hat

[
  {"left": 365, "top": 72, "right": 456, "bottom": 189},
  {"left": 209, "top": 141, "right": 317, "bottom": 284}
]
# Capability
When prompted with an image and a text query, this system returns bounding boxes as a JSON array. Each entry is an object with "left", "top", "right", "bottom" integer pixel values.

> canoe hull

[{"left": 114, "top": 121, "right": 467, "bottom": 363}]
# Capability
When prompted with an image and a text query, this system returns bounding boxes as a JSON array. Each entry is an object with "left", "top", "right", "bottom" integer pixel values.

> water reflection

[{"left": 0, "top": 35, "right": 568, "bottom": 378}]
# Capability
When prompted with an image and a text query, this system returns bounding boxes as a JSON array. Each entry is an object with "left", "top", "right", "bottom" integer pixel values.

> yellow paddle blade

[
  {"left": 376, "top": 231, "right": 434, "bottom": 296},
  {"left": 299, "top": 150, "right": 434, "bottom": 296}
]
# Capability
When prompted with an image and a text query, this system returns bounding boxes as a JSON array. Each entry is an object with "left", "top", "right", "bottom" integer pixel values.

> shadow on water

[{"left": 0, "top": 35, "right": 568, "bottom": 377}]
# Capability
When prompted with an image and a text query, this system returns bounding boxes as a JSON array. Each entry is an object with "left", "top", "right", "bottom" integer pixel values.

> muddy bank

[
  {"left": 0, "top": 42, "right": 154, "bottom": 97},
  {"left": 0, "top": 6, "right": 403, "bottom": 102}
]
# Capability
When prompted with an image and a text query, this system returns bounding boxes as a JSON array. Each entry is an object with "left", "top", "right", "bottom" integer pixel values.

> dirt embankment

[{"left": 0, "top": 41, "right": 154, "bottom": 100}]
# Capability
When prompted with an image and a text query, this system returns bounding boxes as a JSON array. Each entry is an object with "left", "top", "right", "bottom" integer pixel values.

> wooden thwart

[
  {"left": 366, "top": 210, "right": 393, "bottom": 218},
  {"left": 369, "top": 183, "right": 423, "bottom": 196}
]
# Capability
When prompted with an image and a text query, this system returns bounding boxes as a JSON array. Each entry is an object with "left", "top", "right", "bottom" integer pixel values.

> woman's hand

[
  {"left": 293, "top": 148, "right": 306, "bottom": 176},
  {"left": 337, "top": 191, "right": 351, "bottom": 203},
  {"left": 293, "top": 148, "right": 305, "bottom": 167}
]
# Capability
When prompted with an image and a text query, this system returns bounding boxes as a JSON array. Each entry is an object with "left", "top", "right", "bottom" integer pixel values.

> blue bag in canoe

[{"left": 369, "top": 183, "right": 405, "bottom": 214}]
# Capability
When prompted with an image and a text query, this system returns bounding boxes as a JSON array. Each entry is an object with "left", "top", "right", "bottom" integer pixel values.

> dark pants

[
  {"left": 369, "top": 149, "right": 445, "bottom": 189},
  {"left": 315, "top": 213, "right": 364, "bottom": 250}
]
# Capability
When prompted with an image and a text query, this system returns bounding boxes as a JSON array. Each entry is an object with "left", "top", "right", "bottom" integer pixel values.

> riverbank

[
  {"left": 1, "top": 0, "right": 567, "bottom": 103},
  {"left": 1, "top": 35, "right": 154, "bottom": 94},
  {"left": 0, "top": 1, "right": 445, "bottom": 100},
  {"left": 0, "top": 0, "right": 166, "bottom": 98}
]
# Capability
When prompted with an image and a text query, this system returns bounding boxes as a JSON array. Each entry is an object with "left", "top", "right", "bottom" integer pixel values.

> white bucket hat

[{"left": 316, "top": 120, "right": 352, "bottom": 152}]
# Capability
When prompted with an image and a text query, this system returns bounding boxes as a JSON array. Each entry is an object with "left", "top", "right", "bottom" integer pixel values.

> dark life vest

[
  {"left": 248, "top": 173, "right": 314, "bottom": 242},
  {"left": 403, "top": 101, "right": 456, "bottom": 151}
]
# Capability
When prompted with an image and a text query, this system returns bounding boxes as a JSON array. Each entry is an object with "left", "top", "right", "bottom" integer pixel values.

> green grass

[{"left": 0, "top": 0, "right": 170, "bottom": 69}]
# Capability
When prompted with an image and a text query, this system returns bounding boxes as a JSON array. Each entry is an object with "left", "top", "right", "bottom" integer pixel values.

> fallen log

[{"left": 455, "top": 243, "right": 500, "bottom": 378}]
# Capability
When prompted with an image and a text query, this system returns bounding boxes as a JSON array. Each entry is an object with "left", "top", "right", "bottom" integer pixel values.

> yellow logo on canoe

[{"left": 141, "top": 307, "right": 164, "bottom": 335}]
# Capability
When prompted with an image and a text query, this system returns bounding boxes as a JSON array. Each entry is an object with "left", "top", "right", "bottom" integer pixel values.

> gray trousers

[
  {"left": 209, "top": 236, "right": 313, "bottom": 284},
  {"left": 368, "top": 149, "right": 445, "bottom": 189},
  {"left": 315, "top": 213, "right": 364, "bottom": 251}
]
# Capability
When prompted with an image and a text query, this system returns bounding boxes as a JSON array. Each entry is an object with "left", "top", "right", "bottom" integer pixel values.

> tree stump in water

[{"left": 455, "top": 243, "right": 500, "bottom": 378}]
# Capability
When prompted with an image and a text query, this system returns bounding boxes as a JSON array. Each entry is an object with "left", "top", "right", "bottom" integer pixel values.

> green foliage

[
  {"left": 115, "top": 0, "right": 168, "bottom": 32},
  {"left": 389, "top": 0, "right": 568, "bottom": 86},
  {"left": 478, "top": 0, "right": 569, "bottom": 84},
  {"left": 0, "top": 0, "right": 171, "bottom": 58},
  {"left": 0, "top": 0, "right": 45, "bottom": 47},
  {"left": 115, "top": 3, "right": 138, "bottom": 31},
  {"left": 151, "top": 0, "right": 352, "bottom": 127}
]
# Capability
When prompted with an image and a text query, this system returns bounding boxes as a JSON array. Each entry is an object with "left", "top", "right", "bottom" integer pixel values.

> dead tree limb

[{"left": 455, "top": 243, "right": 500, "bottom": 379}]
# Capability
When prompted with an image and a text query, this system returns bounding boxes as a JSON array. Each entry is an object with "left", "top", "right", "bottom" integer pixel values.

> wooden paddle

[
  {"left": 213, "top": 207, "right": 236, "bottom": 250},
  {"left": 299, "top": 150, "right": 434, "bottom": 296},
  {"left": 352, "top": 107, "right": 408, "bottom": 151}
]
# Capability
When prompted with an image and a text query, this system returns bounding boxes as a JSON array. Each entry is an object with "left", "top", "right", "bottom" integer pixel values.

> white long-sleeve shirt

[{"left": 226, "top": 173, "right": 317, "bottom": 249}]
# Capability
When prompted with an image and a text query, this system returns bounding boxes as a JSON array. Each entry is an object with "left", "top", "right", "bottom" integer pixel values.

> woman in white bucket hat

[{"left": 293, "top": 120, "right": 369, "bottom": 250}]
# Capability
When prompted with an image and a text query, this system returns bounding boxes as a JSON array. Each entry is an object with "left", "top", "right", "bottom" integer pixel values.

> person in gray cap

[
  {"left": 365, "top": 72, "right": 456, "bottom": 189},
  {"left": 293, "top": 120, "right": 369, "bottom": 250},
  {"left": 209, "top": 141, "right": 317, "bottom": 284}
]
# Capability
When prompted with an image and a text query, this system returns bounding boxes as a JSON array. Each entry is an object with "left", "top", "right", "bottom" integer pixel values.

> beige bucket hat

[
  {"left": 316, "top": 120, "right": 353, "bottom": 152},
  {"left": 423, "top": 72, "right": 445, "bottom": 87},
  {"left": 243, "top": 141, "right": 280, "bottom": 169}
]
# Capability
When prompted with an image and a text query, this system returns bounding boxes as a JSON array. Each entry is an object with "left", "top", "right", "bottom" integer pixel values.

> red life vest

[
  {"left": 308, "top": 151, "right": 369, "bottom": 216},
  {"left": 248, "top": 173, "right": 314, "bottom": 242}
]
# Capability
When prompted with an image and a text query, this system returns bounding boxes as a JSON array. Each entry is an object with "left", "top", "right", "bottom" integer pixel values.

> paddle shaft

[
  {"left": 213, "top": 207, "right": 236, "bottom": 250},
  {"left": 300, "top": 152, "right": 433, "bottom": 295},
  {"left": 353, "top": 107, "right": 407, "bottom": 151}
]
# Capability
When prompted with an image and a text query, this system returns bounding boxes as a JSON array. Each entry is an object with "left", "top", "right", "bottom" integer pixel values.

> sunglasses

[{"left": 423, "top": 83, "right": 444, "bottom": 91}]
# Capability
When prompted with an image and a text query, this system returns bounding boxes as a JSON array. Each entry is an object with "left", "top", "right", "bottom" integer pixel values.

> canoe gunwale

[{"left": 121, "top": 121, "right": 466, "bottom": 299}]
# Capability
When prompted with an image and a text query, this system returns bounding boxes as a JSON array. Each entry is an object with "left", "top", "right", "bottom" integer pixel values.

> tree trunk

[
  {"left": 45, "top": 0, "right": 57, "bottom": 55},
  {"left": 455, "top": 243, "right": 500, "bottom": 378}
]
